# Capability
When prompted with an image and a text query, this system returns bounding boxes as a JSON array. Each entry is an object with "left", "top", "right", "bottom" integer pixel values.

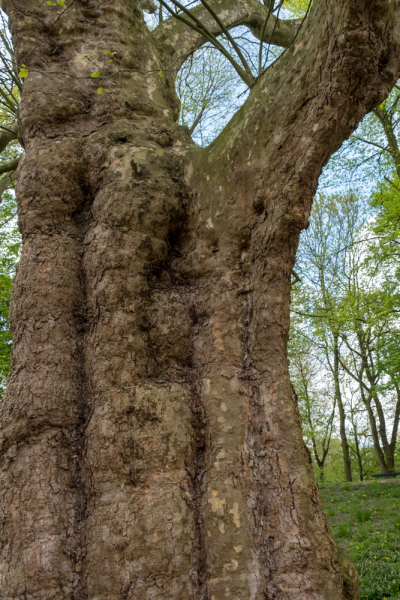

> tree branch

[
  {"left": 0, "top": 170, "right": 15, "bottom": 201},
  {"left": 0, "top": 156, "right": 20, "bottom": 176},
  {"left": 153, "top": 0, "right": 300, "bottom": 63},
  {"left": 352, "top": 135, "right": 388, "bottom": 152},
  {"left": 0, "top": 121, "right": 18, "bottom": 155},
  {"left": 158, "top": 0, "right": 255, "bottom": 84}
]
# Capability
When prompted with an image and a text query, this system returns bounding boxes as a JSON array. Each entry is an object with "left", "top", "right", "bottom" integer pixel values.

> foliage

[
  {"left": 0, "top": 14, "right": 22, "bottom": 400},
  {"left": 290, "top": 191, "right": 400, "bottom": 478},
  {"left": 283, "top": 0, "right": 311, "bottom": 17},
  {"left": 0, "top": 190, "right": 19, "bottom": 398}
]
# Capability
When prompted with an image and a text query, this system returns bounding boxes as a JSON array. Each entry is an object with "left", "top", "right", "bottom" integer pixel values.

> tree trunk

[
  {"left": 361, "top": 388, "right": 389, "bottom": 473},
  {"left": 349, "top": 422, "right": 363, "bottom": 482},
  {"left": 371, "top": 390, "right": 395, "bottom": 470},
  {"left": 373, "top": 104, "right": 400, "bottom": 180},
  {"left": 333, "top": 338, "right": 352, "bottom": 482},
  {"left": 389, "top": 385, "right": 400, "bottom": 462},
  {"left": 358, "top": 333, "right": 396, "bottom": 471},
  {"left": 1, "top": 0, "right": 399, "bottom": 598}
]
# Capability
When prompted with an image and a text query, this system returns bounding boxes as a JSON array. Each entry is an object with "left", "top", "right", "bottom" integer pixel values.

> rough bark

[{"left": 1, "top": 0, "right": 400, "bottom": 599}]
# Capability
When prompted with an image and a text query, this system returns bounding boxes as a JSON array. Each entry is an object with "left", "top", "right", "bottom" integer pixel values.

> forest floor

[{"left": 320, "top": 480, "right": 400, "bottom": 600}]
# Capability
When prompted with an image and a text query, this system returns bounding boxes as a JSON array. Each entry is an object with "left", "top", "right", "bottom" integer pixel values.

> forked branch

[{"left": 153, "top": 0, "right": 301, "bottom": 69}]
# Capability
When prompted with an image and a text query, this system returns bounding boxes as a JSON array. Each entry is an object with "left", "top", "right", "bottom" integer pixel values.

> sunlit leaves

[
  {"left": 283, "top": 0, "right": 311, "bottom": 17},
  {"left": 18, "top": 65, "right": 28, "bottom": 78}
]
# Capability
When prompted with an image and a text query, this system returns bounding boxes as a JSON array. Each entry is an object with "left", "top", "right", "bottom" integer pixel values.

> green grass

[{"left": 320, "top": 481, "right": 400, "bottom": 600}]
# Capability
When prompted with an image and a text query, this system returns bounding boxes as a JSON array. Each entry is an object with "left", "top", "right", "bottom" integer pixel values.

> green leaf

[
  {"left": 59, "top": 29, "right": 63, "bottom": 34},
  {"left": 102, "top": 51, "right": 112, "bottom": 55},
  {"left": 19, "top": 65, "right": 28, "bottom": 78},
  {"left": 57, "top": 0, "right": 64, "bottom": 5},
  {"left": 90, "top": 70, "right": 100, "bottom": 78},
  {"left": 97, "top": 87, "right": 103, "bottom": 94},
  {"left": 46, "top": 1, "right": 54, "bottom": 4},
  {"left": 78, "top": 53, "right": 91, "bottom": 62},
  {"left": 158, "top": 70, "right": 163, "bottom": 78}
]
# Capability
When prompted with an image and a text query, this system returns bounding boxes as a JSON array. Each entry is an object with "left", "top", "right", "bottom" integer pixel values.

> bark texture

[{"left": 1, "top": 0, "right": 400, "bottom": 599}]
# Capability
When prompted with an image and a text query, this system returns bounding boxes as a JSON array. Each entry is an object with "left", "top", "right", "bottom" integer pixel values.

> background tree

[
  {"left": 292, "top": 192, "right": 400, "bottom": 479},
  {"left": 289, "top": 324, "right": 336, "bottom": 482},
  {"left": 176, "top": 45, "right": 242, "bottom": 145},
  {"left": 291, "top": 194, "right": 362, "bottom": 482},
  {"left": 0, "top": 189, "right": 19, "bottom": 397},
  {"left": 0, "top": 11, "right": 21, "bottom": 195}
]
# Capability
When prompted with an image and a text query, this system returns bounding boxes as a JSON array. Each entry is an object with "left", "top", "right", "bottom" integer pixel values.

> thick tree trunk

[{"left": 1, "top": 0, "right": 400, "bottom": 598}]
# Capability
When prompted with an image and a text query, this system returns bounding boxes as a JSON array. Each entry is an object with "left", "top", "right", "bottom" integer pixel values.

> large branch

[
  {"left": 153, "top": 0, "right": 300, "bottom": 61},
  {"left": 0, "top": 120, "right": 18, "bottom": 154},
  {"left": 196, "top": 0, "right": 400, "bottom": 197},
  {"left": 0, "top": 155, "right": 20, "bottom": 176},
  {"left": 0, "top": 169, "right": 15, "bottom": 201}
]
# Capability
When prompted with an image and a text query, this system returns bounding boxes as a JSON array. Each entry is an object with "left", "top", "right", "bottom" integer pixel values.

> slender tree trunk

[
  {"left": 333, "top": 338, "right": 352, "bottom": 482},
  {"left": 354, "top": 440, "right": 364, "bottom": 482},
  {"left": 364, "top": 358, "right": 395, "bottom": 468},
  {"left": 373, "top": 105, "right": 400, "bottom": 180},
  {"left": 359, "top": 336, "right": 395, "bottom": 470},
  {"left": 301, "top": 379, "right": 332, "bottom": 480},
  {"left": 1, "top": 0, "right": 400, "bottom": 598},
  {"left": 360, "top": 385, "right": 388, "bottom": 473},
  {"left": 389, "top": 385, "right": 400, "bottom": 462},
  {"left": 372, "top": 390, "right": 396, "bottom": 470},
  {"left": 349, "top": 421, "right": 363, "bottom": 482}
]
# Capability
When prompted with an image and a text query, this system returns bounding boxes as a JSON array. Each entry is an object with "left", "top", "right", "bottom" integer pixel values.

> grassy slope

[{"left": 320, "top": 481, "right": 400, "bottom": 600}]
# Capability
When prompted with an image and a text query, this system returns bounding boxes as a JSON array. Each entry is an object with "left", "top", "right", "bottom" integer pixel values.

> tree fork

[{"left": 1, "top": 0, "right": 400, "bottom": 598}]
